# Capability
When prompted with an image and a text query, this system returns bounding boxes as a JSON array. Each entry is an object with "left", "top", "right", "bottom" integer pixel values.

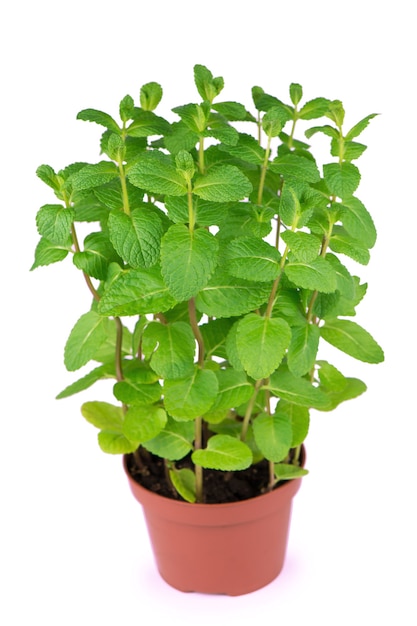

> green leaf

[
  {"left": 108, "top": 207, "right": 163, "bottom": 268},
  {"left": 64, "top": 311, "right": 110, "bottom": 371},
  {"left": 140, "top": 82, "right": 163, "bottom": 111},
  {"left": 317, "top": 361, "right": 367, "bottom": 410},
  {"left": 298, "top": 97, "right": 330, "bottom": 120},
  {"left": 98, "top": 266, "right": 177, "bottom": 316},
  {"left": 270, "top": 154, "right": 320, "bottom": 182},
  {"left": 219, "top": 132, "right": 266, "bottom": 165},
  {"left": 36, "top": 164, "right": 61, "bottom": 193},
  {"left": 345, "top": 113, "right": 378, "bottom": 141},
  {"left": 119, "top": 95, "right": 135, "bottom": 122},
  {"left": 212, "top": 101, "right": 254, "bottom": 121},
  {"left": 97, "top": 431, "right": 138, "bottom": 454},
  {"left": 304, "top": 124, "right": 339, "bottom": 140},
  {"left": 113, "top": 380, "right": 161, "bottom": 405},
  {"left": 329, "top": 226, "right": 371, "bottom": 265},
  {"left": 56, "top": 363, "right": 115, "bottom": 399},
  {"left": 287, "top": 323, "right": 320, "bottom": 377},
  {"left": 274, "top": 463, "right": 308, "bottom": 480},
  {"left": 144, "top": 417, "right": 194, "bottom": 461},
  {"left": 194, "top": 64, "right": 224, "bottom": 102},
  {"left": 323, "top": 162, "right": 360, "bottom": 199},
  {"left": 338, "top": 197, "right": 377, "bottom": 248},
  {"left": 36, "top": 204, "right": 75, "bottom": 245},
  {"left": 225, "top": 236, "right": 281, "bottom": 282},
  {"left": 281, "top": 230, "right": 321, "bottom": 262},
  {"left": 169, "top": 467, "right": 196, "bottom": 503},
  {"left": 123, "top": 405, "right": 167, "bottom": 442},
  {"left": 262, "top": 107, "right": 285, "bottom": 137},
  {"left": 164, "top": 368, "right": 218, "bottom": 420},
  {"left": 73, "top": 232, "right": 120, "bottom": 280},
  {"left": 326, "top": 100, "right": 345, "bottom": 127},
  {"left": 81, "top": 401, "right": 124, "bottom": 431},
  {"left": 31, "top": 236, "right": 71, "bottom": 269},
  {"left": 160, "top": 224, "right": 218, "bottom": 301},
  {"left": 290, "top": 83, "right": 303, "bottom": 106},
  {"left": 253, "top": 412, "right": 292, "bottom": 462},
  {"left": 192, "top": 434, "right": 252, "bottom": 471},
  {"left": 71, "top": 162, "right": 119, "bottom": 191},
  {"left": 175, "top": 150, "right": 195, "bottom": 180},
  {"left": 208, "top": 370, "right": 253, "bottom": 411},
  {"left": 193, "top": 165, "right": 252, "bottom": 202},
  {"left": 285, "top": 257, "right": 337, "bottom": 293},
  {"left": 266, "top": 367, "right": 331, "bottom": 410},
  {"left": 142, "top": 321, "right": 195, "bottom": 379},
  {"left": 195, "top": 268, "right": 271, "bottom": 317},
  {"left": 236, "top": 314, "right": 292, "bottom": 379},
  {"left": 321, "top": 319, "right": 384, "bottom": 363},
  {"left": 126, "top": 109, "right": 170, "bottom": 137},
  {"left": 277, "top": 401, "right": 310, "bottom": 447},
  {"left": 76, "top": 109, "right": 120, "bottom": 133},
  {"left": 127, "top": 152, "right": 187, "bottom": 196}
]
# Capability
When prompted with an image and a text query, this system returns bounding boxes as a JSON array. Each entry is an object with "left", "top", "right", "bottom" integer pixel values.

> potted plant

[{"left": 32, "top": 64, "right": 384, "bottom": 595}]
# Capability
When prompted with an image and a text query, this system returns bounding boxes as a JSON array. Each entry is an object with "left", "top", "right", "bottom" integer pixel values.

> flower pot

[{"left": 123, "top": 451, "right": 305, "bottom": 596}]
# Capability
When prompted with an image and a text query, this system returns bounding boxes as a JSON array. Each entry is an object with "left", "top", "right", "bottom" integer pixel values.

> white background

[{"left": 1, "top": 1, "right": 416, "bottom": 623}]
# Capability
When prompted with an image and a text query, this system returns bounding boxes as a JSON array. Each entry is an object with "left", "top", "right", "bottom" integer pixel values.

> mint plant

[{"left": 33, "top": 65, "right": 384, "bottom": 503}]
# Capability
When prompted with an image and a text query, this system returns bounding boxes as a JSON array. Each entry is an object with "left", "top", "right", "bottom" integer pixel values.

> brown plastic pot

[{"left": 124, "top": 451, "right": 305, "bottom": 596}]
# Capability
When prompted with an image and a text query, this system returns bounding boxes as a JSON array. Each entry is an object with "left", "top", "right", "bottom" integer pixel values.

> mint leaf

[
  {"left": 142, "top": 321, "right": 195, "bottom": 379},
  {"left": 192, "top": 435, "right": 252, "bottom": 471},
  {"left": 212, "top": 101, "right": 254, "bottom": 121},
  {"left": 321, "top": 319, "right": 384, "bottom": 363},
  {"left": 290, "top": 83, "right": 303, "bottom": 106},
  {"left": 98, "top": 266, "right": 177, "bottom": 316},
  {"left": 81, "top": 401, "right": 124, "bottom": 430},
  {"left": 73, "top": 232, "right": 120, "bottom": 280},
  {"left": 277, "top": 401, "right": 310, "bottom": 447},
  {"left": 36, "top": 204, "right": 75, "bottom": 245},
  {"left": 219, "top": 133, "right": 266, "bottom": 165},
  {"left": 72, "top": 162, "right": 119, "bottom": 191},
  {"left": 140, "top": 82, "right": 163, "bottom": 111},
  {"left": 281, "top": 230, "right": 321, "bottom": 262},
  {"left": 98, "top": 432, "right": 139, "bottom": 454},
  {"left": 338, "top": 197, "right": 377, "bottom": 248},
  {"left": 64, "top": 311, "right": 111, "bottom": 371},
  {"left": 36, "top": 164, "right": 61, "bottom": 193},
  {"left": 169, "top": 468, "right": 196, "bottom": 503},
  {"left": 144, "top": 417, "right": 194, "bottom": 461},
  {"left": 161, "top": 224, "right": 218, "bottom": 301},
  {"left": 193, "top": 165, "right": 252, "bottom": 202},
  {"left": 113, "top": 380, "right": 162, "bottom": 405},
  {"left": 345, "top": 113, "right": 378, "bottom": 141},
  {"left": 208, "top": 370, "right": 253, "bottom": 411},
  {"left": 270, "top": 154, "right": 320, "bottom": 182},
  {"left": 274, "top": 464, "right": 308, "bottom": 480},
  {"left": 31, "top": 236, "right": 71, "bottom": 269},
  {"left": 128, "top": 152, "right": 187, "bottom": 196},
  {"left": 266, "top": 367, "right": 331, "bottom": 410},
  {"left": 194, "top": 64, "right": 224, "bottom": 102},
  {"left": 123, "top": 405, "right": 167, "bottom": 442},
  {"left": 285, "top": 257, "right": 337, "bottom": 293},
  {"left": 323, "top": 162, "right": 361, "bottom": 199},
  {"left": 252, "top": 412, "right": 292, "bottom": 462},
  {"left": 225, "top": 237, "right": 281, "bottom": 282},
  {"left": 329, "top": 226, "right": 371, "bottom": 265},
  {"left": 287, "top": 323, "right": 320, "bottom": 377},
  {"left": 164, "top": 368, "right": 218, "bottom": 419},
  {"left": 76, "top": 109, "right": 120, "bottom": 133},
  {"left": 236, "top": 314, "right": 291, "bottom": 379},
  {"left": 195, "top": 268, "right": 271, "bottom": 317},
  {"left": 108, "top": 207, "right": 163, "bottom": 268},
  {"left": 56, "top": 363, "right": 115, "bottom": 399},
  {"left": 126, "top": 109, "right": 170, "bottom": 137},
  {"left": 298, "top": 97, "right": 330, "bottom": 120}
]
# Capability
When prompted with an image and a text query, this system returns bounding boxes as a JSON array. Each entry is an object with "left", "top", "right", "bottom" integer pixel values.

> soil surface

[{"left": 126, "top": 449, "right": 284, "bottom": 504}]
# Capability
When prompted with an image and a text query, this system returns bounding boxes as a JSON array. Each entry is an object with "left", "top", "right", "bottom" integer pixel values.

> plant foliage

[{"left": 33, "top": 65, "right": 383, "bottom": 503}]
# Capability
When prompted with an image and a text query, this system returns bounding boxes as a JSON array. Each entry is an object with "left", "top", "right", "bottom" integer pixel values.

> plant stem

[
  {"left": 114, "top": 316, "right": 125, "bottom": 382},
  {"left": 257, "top": 134, "right": 272, "bottom": 205},
  {"left": 118, "top": 158, "right": 131, "bottom": 216},
  {"left": 188, "top": 298, "right": 204, "bottom": 366},
  {"left": 198, "top": 136, "right": 205, "bottom": 174},
  {"left": 241, "top": 379, "right": 263, "bottom": 441},
  {"left": 267, "top": 461, "right": 275, "bottom": 492},
  {"left": 187, "top": 182, "right": 195, "bottom": 233},
  {"left": 194, "top": 417, "right": 203, "bottom": 503}
]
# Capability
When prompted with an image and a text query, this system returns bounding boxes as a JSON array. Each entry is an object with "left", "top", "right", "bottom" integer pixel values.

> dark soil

[{"left": 126, "top": 449, "right": 283, "bottom": 504}]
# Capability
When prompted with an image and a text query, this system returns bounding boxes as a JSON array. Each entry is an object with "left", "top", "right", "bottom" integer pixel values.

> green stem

[
  {"left": 118, "top": 158, "right": 130, "bottom": 216},
  {"left": 188, "top": 298, "right": 204, "bottom": 366},
  {"left": 187, "top": 181, "right": 195, "bottom": 233},
  {"left": 257, "top": 134, "right": 272, "bottom": 205},
  {"left": 114, "top": 317, "right": 125, "bottom": 383},
  {"left": 241, "top": 379, "right": 263, "bottom": 441},
  {"left": 194, "top": 417, "right": 203, "bottom": 503},
  {"left": 198, "top": 136, "right": 205, "bottom": 174}
]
